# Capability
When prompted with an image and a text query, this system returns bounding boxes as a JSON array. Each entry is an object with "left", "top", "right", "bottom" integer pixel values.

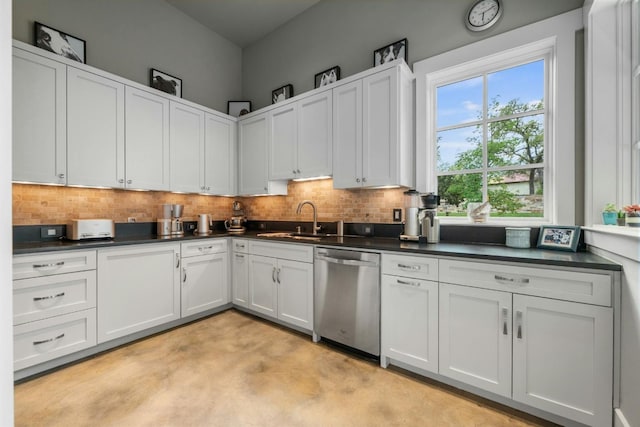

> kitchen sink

[{"left": 256, "top": 231, "right": 334, "bottom": 241}]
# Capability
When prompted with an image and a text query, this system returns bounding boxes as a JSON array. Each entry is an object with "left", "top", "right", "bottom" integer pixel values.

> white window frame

[{"left": 415, "top": 9, "right": 583, "bottom": 226}]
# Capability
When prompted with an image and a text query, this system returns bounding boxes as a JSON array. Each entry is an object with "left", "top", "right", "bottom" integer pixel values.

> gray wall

[
  {"left": 243, "top": 0, "right": 583, "bottom": 109},
  {"left": 12, "top": 0, "right": 242, "bottom": 112}
]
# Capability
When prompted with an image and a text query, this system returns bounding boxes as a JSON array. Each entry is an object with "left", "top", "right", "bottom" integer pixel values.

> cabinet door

[
  {"left": 277, "top": 259, "right": 313, "bottom": 330},
  {"left": 170, "top": 101, "right": 205, "bottom": 193},
  {"left": 439, "top": 282, "right": 512, "bottom": 397},
  {"left": 232, "top": 252, "right": 249, "bottom": 308},
  {"left": 512, "top": 295, "right": 613, "bottom": 427},
  {"left": 181, "top": 252, "right": 228, "bottom": 317},
  {"left": 97, "top": 243, "right": 181, "bottom": 343},
  {"left": 204, "top": 113, "right": 236, "bottom": 195},
  {"left": 362, "top": 67, "right": 398, "bottom": 187},
  {"left": 67, "top": 68, "right": 125, "bottom": 187},
  {"left": 12, "top": 49, "right": 66, "bottom": 185},
  {"left": 381, "top": 275, "right": 438, "bottom": 373},
  {"left": 248, "top": 255, "right": 277, "bottom": 318},
  {"left": 269, "top": 103, "right": 297, "bottom": 180},
  {"left": 125, "top": 87, "right": 170, "bottom": 191},
  {"left": 297, "top": 90, "right": 332, "bottom": 178},
  {"left": 238, "top": 114, "right": 269, "bottom": 195},
  {"left": 332, "top": 80, "right": 362, "bottom": 188}
]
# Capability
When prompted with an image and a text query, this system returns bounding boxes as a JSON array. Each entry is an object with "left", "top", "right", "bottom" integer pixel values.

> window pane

[
  {"left": 436, "top": 76, "right": 483, "bottom": 128},
  {"left": 487, "top": 114, "right": 544, "bottom": 167},
  {"left": 437, "top": 126, "right": 482, "bottom": 171},
  {"left": 437, "top": 173, "right": 482, "bottom": 216},
  {"left": 488, "top": 60, "right": 544, "bottom": 118},
  {"left": 487, "top": 169, "right": 544, "bottom": 217}
]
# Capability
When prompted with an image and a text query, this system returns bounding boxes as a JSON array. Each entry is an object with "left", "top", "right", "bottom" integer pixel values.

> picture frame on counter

[
  {"left": 314, "top": 66, "right": 341, "bottom": 88},
  {"left": 227, "top": 101, "right": 252, "bottom": 117},
  {"left": 34, "top": 21, "right": 86, "bottom": 63},
  {"left": 536, "top": 225, "right": 581, "bottom": 252},
  {"left": 373, "top": 38, "right": 407, "bottom": 67},
  {"left": 272, "top": 84, "right": 293, "bottom": 104},
  {"left": 150, "top": 68, "right": 182, "bottom": 98}
]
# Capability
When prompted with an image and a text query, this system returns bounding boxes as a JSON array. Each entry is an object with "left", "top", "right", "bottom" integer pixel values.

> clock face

[{"left": 466, "top": 0, "right": 502, "bottom": 31}]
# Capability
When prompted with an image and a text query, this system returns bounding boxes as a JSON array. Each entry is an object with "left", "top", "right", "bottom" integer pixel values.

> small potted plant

[
  {"left": 602, "top": 203, "right": 618, "bottom": 225},
  {"left": 623, "top": 204, "right": 640, "bottom": 227},
  {"left": 617, "top": 210, "right": 626, "bottom": 226}
]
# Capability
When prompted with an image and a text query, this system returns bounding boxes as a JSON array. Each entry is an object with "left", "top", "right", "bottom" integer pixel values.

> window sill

[{"left": 583, "top": 225, "right": 640, "bottom": 262}]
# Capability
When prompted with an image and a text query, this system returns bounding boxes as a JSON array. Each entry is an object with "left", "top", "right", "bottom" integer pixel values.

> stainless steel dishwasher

[{"left": 313, "top": 247, "right": 381, "bottom": 356}]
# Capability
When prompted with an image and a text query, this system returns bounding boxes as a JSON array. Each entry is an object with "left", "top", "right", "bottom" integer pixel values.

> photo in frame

[
  {"left": 34, "top": 22, "right": 86, "bottom": 63},
  {"left": 373, "top": 38, "right": 407, "bottom": 67},
  {"left": 227, "top": 101, "right": 252, "bottom": 117},
  {"left": 314, "top": 66, "right": 341, "bottom": 89},
  {"left": 150, "top": 69, "right": 182, "bottom": 98},
  {"left": 272, "top": 84, "right": 294, "bottom": 104},
  {"left": 536, "top": 225, "right": 581, "bottom": 252}
]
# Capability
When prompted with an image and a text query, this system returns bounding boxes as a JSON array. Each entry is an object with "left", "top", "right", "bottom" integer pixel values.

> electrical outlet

[
  {"left": 40, "top": 226, "right": 63, "bottom": 238},
  {"left": 393, "top": 208, "right": 402, "bottom": 222},
  {"left": 127, "top": 217, "right": 136, "bottom": 223}
]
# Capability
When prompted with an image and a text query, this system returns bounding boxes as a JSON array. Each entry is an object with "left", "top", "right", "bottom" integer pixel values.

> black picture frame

[
  {"left": 34, "top": 22, "right": 86, "bottom": 63},
  {"left": 373, "top": 38, "right": 407, "bottom": 67},
  {"left": 536, "top": 225, "right": 581, "bottom": 252},
  {"left": 150, "top": 69, "right": 182, "bottom": 98},
  {"left": 227, "top": 101, "right": 252, "bottom": 117},
  {"left": 314, "top": 66, "right": 341, "bottom": 89},
  {"left": 272, "top": 84, "right": 294, "bottom": 104}
]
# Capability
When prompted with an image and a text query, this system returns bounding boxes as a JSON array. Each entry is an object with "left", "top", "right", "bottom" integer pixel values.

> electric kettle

[{"left": 196, "top": 214, "right": 212, "bottom": 236}]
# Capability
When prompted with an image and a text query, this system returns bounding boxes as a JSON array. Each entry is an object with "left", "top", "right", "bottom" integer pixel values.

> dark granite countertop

[{"left": 12, "top": 230, "right": 621, "bottom": 271}]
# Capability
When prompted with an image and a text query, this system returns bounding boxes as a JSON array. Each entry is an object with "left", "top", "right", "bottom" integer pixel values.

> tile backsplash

[{"left": 12, "top": 180, "right": 407, "bottom": 225}]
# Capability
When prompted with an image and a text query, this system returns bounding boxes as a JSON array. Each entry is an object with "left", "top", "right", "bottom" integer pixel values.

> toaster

[{"left": 67, "top": 219, "right": 115, "bottom": 240}]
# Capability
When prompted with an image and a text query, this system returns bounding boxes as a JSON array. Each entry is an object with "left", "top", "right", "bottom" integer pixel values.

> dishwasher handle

[{"left": 315, "top": 254, "right": 379, "bottom": 267}]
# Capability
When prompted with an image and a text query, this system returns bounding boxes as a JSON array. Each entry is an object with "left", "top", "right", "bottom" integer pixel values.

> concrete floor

[{"left": 15, "top": 310, "right": 554, "bottom": 426}]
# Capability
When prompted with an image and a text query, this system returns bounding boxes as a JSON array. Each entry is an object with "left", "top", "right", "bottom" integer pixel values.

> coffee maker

[
  {"left": 419, "top": 193, "right": 440, "bottom": 243},
  {"left": 400, "top": 190, "right": 421, "bottom": 241},
  {"left": 157, "top": 204, "right": 184, "bottom": 238},
  {"left": 225, "top": 200, "right": 246, "bottom": 233}
]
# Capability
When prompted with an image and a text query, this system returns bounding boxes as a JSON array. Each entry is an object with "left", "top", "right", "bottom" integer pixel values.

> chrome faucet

[{"left": 296, "top": 200, "right": 321, "bottom": 235}]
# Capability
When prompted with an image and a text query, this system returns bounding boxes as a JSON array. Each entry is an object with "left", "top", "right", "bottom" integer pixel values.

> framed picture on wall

[
  {"left": 373, "top": 38, "right": 407, "bottom": 67},
  {"left": 34, "top": 22, "right": 86, "bottom": 63},
  {"left": 227, "top": 101, "right": 252, "bottom": 117},
  {"left": 150, "top": 69, "right": 182, "bottom": 98},
  {"left": 314, "top": 66, "right": 341, "bottom": 88},
  {"left": 272, "top": 84, "right": 293, "bottom": 104},
  {"left": 536, "top": 225, "right": 581, "bottom": 252}
]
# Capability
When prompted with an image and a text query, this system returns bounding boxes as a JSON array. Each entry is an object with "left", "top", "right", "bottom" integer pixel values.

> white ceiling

[{"left": 165, "top": 0, "right": 321, "bottom": 48}]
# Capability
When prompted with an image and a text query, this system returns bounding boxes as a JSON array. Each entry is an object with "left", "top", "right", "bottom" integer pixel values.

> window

[
  {"left": 414, "top": 10, "right": 581, "bottom": 225},
  {"left": 435, "top": 59, "right": 546, "bottom": 219}
]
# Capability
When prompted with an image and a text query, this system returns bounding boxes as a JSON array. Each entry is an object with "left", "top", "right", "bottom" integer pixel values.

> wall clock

[{"left": 465, "top": 0, "right": 503, "bottom": 32}]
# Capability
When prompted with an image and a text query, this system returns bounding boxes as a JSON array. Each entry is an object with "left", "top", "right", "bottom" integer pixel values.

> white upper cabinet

[
  {"left": 67, "top": 67, "right": 125, "bottom": 188},
  {"left": 204, "top": 113, "right": 236, "bottom": 195},
  {"left": 124, "top": 87, "right": 170, "bottom": 191},
  {"left": 170, "top": 101, "right": 205, "bottom": 193},
  {"left": 12, "top": 48, "right": 67, "bottom": 185},
  {"left": 333, "top": 61, "right": 414, "bottom": 189},
  {"left": 269, "top": 102, "right": 298, "bottom": 180},
  {"left": 297, "top": 90, "right": 332, "bottom": 179}
]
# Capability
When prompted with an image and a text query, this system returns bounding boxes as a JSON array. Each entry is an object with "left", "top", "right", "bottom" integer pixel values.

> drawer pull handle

[
  {"left": 235, "top": 254, "right": 245, "bottom": 259},
  {"left": 272, "top": 267, "right": 276, "bottom": 283},
  {"left": 33, "top": 333, "right": 65, "bottom": 346},
  {"left": 236, "top": 244, "right": 245, "bottom": 249},
  {"left": 183, "top": 267, "right": 187, "bottom": 283},
  {"left": 516, "top": 311, "right": 523, "bottom": 339},
  {"left": 33, "top": 261, "right": 64, "bottom": 269},
  {"left": 198, "top": 246, "right": 214, "bottom": 252},
  {"left": 33, "top": 292, "right": 65, "bottom": 302},
  {"left": 494, "top": 274, "right": 529, "bottom": 285},
  {"left": 176, "top": 254, "right": 180, "bottom": 269},
  {"left": 502, "top": 307, "right": 508, "bottom": 335},
  {"left": 397, "top": 279, "right": 420, "bottom": 287},
  {"left": 397, "top": 263, "right": 420, "bottom": 271},
  {"left": 276, "top": 268, "right": 281, "bottom": 284}
]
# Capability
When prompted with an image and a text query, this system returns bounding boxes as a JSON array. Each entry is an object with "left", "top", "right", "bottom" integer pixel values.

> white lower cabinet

[
  {"left": 231, "top": 239, "right": 249, "bottom": 307},
  {"left": 246, "top": 241, "right": 313, "bottom": 331},
  {"left": 97, "top": 243, "right": 181, "bottom": 343},
  {"left": 180, "top": 239, "right": 229, "bottom": 317}
]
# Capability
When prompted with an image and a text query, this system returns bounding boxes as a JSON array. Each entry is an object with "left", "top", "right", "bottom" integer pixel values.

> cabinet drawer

[
  {"left": 14, "top": 308, "right": 97, "bottom": 371},
  {"left": 13, "top": 270, "right": 97, "bottom": 325},
  {"left": 232, "top": 238, "right": 249, "bottom": 253},
  {"left": 181, "top": 238, "right": 227, "bottom": 257},
  {"left": 249, "top": 241, "right": 313, "bottom": 263},
  {"left": 382, "top": 253, "right": 438, "bottom": 281},
  {"left": 439, "top": 259, "right": 612, "bottom": 306},
  {"left": 13, "top": 250, "right": 96, "bottom": 280}
]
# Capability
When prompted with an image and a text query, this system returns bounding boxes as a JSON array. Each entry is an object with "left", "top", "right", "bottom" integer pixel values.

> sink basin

[{"left": 256, "top": 231, "right": 331, "bottom": 241}]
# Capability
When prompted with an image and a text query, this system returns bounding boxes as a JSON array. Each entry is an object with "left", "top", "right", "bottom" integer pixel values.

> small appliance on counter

[
  {"left": 157, "top": 204, "right": 184, "bottom": 238},
  {"left": 399, "top": 191, "right": 441, "bottom": 243},
  {"left": 67, "top": 219, "right": 115, "bottom": 240},
  {"left": 400, "top": 190, "right": 421, "bottom": 241},
  {"left": 195, "top": 213, "right": 213, "bottom": 236},
  {"left": 225, "top": 200, "right": 246, "bottom": 233}
]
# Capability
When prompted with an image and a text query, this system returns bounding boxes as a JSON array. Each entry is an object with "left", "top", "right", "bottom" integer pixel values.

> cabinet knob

[
  {"left": 57, "top": 173, "right": 65, "bottom": 179},
  {"left": 127, "top": 179, "right": 132, "bottom": 185},
  {"left": 296, "top": 169, "right": 301, "bottom": 174},
  {"left": 118, "top": 178, "right": 125, "bottom": 184},
  {"left": 362, "top": 177, "right": 367, "bottom": 183},
  {"left": 356, "top": 178, "right": 361, "bottom": 183},
  {"left": 264, "top": 187, "right": 268, "bottom": 191},
  {"left": 206, "top": 186, "right": 210, "bottom": 191}
]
